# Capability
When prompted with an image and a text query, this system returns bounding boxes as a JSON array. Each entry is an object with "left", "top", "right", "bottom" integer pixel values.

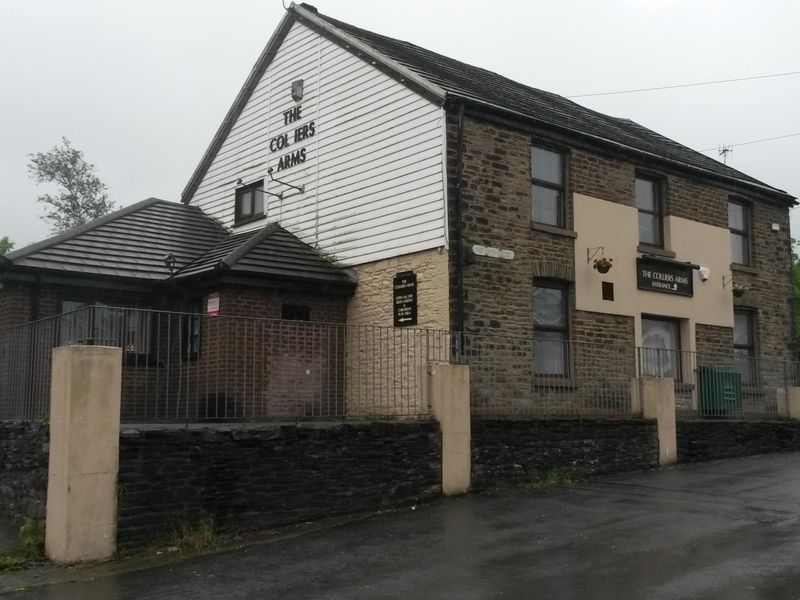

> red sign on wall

[{"left": 207, "top": 292, "right": 220, "bottom": 317}]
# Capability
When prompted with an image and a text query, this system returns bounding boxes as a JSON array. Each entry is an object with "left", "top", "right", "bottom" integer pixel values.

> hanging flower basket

[
  {"left": 732, "top": 284, "right": 748, "bottom": 298},
  {"left": 593, "top": 257, "right": 613, "bottom": 274}
]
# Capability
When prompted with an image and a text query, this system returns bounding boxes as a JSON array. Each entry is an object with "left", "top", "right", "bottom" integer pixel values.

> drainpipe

[{"left": 454, "top": 102, "right": 466, "bottom": 341}]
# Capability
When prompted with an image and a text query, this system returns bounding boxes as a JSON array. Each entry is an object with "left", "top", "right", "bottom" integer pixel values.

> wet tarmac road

[{"left": 4, "top": 453, "right": 800, "bottom": 599}]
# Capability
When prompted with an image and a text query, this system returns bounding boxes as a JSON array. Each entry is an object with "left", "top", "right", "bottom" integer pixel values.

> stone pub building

[{"left": 0, "top": 3, "right": 795, "bottom": 418}]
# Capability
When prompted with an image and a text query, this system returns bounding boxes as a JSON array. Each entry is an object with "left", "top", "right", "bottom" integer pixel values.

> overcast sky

[{"left": 1, "top": 0, "right": 798, "bottom": 248}]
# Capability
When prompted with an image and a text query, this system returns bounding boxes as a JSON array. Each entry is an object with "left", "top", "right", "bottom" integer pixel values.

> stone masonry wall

[
  {"left": 0, "top": 421, "right": 49, "bottom": 524},
  {"left": 347, "top": 247, "right": 449, "bottom": 331},
  {"left": 695, "top": 324, "right": 735, "bottom": 356},
  {"left": 571, "top": 148, "right": 635, "bottom": 208},
  {"left": 344, "top": 249, "right": 449, "bottom": 417},
  {"left": 116, "top": 422, "right": 442, "bottom": 550},
  {"left": 446, "top": 112, "right": 794, "bottom": 382},
  {"left": 677, "top": 420, "right": 800, "bottom": 463},
  {"left": 471, "top": 419, "right": 658, "bottom": 488},
  {"left": 732, "top": 199, "right": 793, "bottom": 360}
]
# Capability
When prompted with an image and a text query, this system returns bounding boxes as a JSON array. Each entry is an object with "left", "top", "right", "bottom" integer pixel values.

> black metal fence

[
  {"left": 637, "top": 347, "right": 799, "bottom": 419},
  {"left": 0, "top": 307, "right": 446, "bottom": 422},
  {"left": 2, "top": 307, "right": 799, "bottom": 423}
]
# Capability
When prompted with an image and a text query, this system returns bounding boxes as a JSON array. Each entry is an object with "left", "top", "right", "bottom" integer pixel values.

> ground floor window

[
  {"left": 533, "top": 281, "right": 570, "bottom": 376},
  {"left": 641, "top": 316, "right": 681, "bottom": 380},
  {"left": 282, "top": 304, "right": 310, "bottom": 321},
  {"left": 734, "top": 310, "right": 756, "bottom": 384},
  {"left": 182, "top": 301, "right": 203, "bottom": 360},
  {"left": 59, "top": 300, "right": 152, "bottom": 355}
]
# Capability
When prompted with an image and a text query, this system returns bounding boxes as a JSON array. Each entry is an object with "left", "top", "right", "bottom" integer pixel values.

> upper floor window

[
  {"left": 635, "top": 176, "right": 663, "bottom": 247},
  {"left": 533, "top": 281, "right": 570, "bottom": 376},
  {"left": 532, "top": 146, "right": 566, "bottom": 228},
  {"left": 728, "top": 200, "right": 751, "bottom": 265},
  {"left": 234, "top": 180, "right": 265, "bottom": 226}
]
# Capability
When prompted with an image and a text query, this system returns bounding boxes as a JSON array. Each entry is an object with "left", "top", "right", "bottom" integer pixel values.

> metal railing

[
  {"left": 459, "top": 336, "right": 636, "bottom": 418},
  {"left": 0, "top": 307, "right": 446, "bottom": 422},
  {"left": 3, "top": 307, "right": 799, "bottom": 423},
  {"left": 637, "top": 347, "right": 798, "bottom": 420}
]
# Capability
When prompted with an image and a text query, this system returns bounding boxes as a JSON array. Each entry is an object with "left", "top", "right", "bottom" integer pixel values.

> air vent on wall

[{"left": 602, "top": 281, "right": 614, "bottom": 301}]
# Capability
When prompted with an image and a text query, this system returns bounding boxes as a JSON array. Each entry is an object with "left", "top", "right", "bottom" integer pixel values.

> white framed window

[
  {"left": 533, "top": 281, "right": 570, "bottom": 376},
  {"left": 532, "top": 146, "right": 566, "bottom": 228}
]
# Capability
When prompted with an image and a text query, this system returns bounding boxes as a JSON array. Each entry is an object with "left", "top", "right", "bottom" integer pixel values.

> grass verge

[{"left": 0, "top": 521, "right": 45, "bottom": 572}]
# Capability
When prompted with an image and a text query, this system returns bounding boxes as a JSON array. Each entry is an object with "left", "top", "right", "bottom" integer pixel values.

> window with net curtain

[
  {"left": 532, "top": 146, "right": 565, "bottom": 228},
  {"left": 640, "top": 317, "right": 681, "bottom": 380},
  {"left": 636, "top": 176, "right": 663, "bottom": 247},
  {"left": 728, "top": 200, "right": 750, "bottom": 265},
  {"left": 59, "top": 300, "right": 152, "bottom": 355},
  {"left": 533, "top": 283, "right": 569, "bottom": 376}
]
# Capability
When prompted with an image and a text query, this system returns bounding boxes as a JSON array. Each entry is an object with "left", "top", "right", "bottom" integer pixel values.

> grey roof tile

[
  {"left": 313, "top": 10, "right": 792, "bottom": 200},
  {"left": 3, "top": 198, "right": 353, "bottom": 288},
  {"left": 173, "top": 225, "right": 355, "bottom": 286}
]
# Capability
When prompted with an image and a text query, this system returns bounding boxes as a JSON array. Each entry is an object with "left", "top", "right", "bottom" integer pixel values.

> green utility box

[{"left": 698, "top": 366, "right": 742, "bottom": 416}]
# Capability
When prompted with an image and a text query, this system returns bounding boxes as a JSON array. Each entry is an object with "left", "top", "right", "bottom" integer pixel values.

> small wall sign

[
  {"left": 393, "top": 272, "right": 417, "bottom": 327},
  {"left": 207, "top": 292, "right": 221, "bottom": 316},
  {"left": 637, "top": 258, "right": 693, "bottom": 297}
]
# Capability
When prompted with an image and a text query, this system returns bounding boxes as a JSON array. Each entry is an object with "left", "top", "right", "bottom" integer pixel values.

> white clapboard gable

[{"left": 189, "top": 20, "right": 448, "bottom": 266}]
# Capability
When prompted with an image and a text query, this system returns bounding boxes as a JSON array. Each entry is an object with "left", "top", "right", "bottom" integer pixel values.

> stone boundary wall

[
  {"left": 677, "top": 420, "right": 800, "bottom": 463},
  {"left": 471, "top": 419, "right": 659, "bottom": 488},
  {"left": 0, "top": 421, "right": 49, "bottom": 523},
  {"left": 117, "top": 422, "right": 442, "bottom": 550}
]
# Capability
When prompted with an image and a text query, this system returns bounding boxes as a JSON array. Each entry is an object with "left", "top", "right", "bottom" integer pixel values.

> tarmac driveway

[{"left": 4, "top": 453, "right": 800, "bottom": 599}]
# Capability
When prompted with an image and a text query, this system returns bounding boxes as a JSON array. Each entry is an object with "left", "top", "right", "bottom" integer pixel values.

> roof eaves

[
  {"left": 181, "top": 11, "right": 296, "bottom": 205},
  {"left": 4, "top": 197, "right": 166, "bottom": 263},
  {"left": 220, "top": 223, "right": 282, "bottom": 271},
  {"left": 293, "top": 3, "right": 446, "bottom": 102},
  {"left": 452, "top": 94, "right": 797, "bottom": 204}
]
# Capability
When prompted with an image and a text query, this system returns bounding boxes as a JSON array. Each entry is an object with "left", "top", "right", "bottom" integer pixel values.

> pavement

[{"left": 3, "top": 453, "right": 800, "bottom": 599}]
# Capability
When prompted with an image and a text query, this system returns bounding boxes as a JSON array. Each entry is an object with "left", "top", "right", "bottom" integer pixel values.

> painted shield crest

[{"left": 291, "top": 79, "right": 304, "bottom": 102}]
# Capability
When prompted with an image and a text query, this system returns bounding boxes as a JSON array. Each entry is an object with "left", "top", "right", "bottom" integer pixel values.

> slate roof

[
  {"left": 3, "top": 199, "right": 227, "bottom": 280},
  {"left": 173, "top": 223, "right": 355, "bottom": 286},
  {"left": 2, "top": 199, "right": 354, "bottom": 288},
  {"left": 182, "top": 3, "right": 794, "bottom": 204},
  {"left": 312, "top": 8, "right": 792, "bottom": 201}
]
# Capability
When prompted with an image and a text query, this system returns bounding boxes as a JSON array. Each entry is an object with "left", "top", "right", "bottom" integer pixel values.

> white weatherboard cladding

[{"left": 190, "top": 21, "right": 448, "bottom": 266}]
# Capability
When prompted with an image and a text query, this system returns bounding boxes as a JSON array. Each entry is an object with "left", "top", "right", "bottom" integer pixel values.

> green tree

[
  {"left": 28, "top": 138, "right": 116, "bottom": 233},
  {"left": 0, "top": 236, "right": 13, "bottom": 255}
]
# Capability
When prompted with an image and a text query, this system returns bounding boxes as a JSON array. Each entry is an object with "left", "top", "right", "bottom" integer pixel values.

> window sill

[
  {"left": 532, "top": 223, "right": 578, "bottom": 238},
  {"left": 637, "top": 244, "right": 676, "bottom": 259},
  {"left": 730, "top": 263, "right": 758, "bottom": 275},
  {"left": 234, "top": 213, "right": 266, "bottom": 227}
]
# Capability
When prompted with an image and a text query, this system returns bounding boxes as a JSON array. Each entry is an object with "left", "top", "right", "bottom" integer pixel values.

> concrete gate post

[
  {"left": 429, "top": 362, "right": 471, "bottom": 496},
  {"left": 635, "top": 377, "right": 677, "bottom": 467},
  {"left": 787, "top": 387, "right": 800, "bottom": 420},
  {"left": 46, "top": 345, "right": 122, "bottom": 564}
]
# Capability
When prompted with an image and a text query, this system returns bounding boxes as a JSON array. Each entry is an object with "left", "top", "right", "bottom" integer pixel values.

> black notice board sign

[
  {"left": 637, "top": 258, "right": 694, "bottom": 297},
  {"left": 393, "top": 272, "right": 417, "bottom": 327}
]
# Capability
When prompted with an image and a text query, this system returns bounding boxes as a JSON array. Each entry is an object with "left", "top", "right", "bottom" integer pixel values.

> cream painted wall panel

[
  {"left": 189, "top": 20, "right": 447, "bottom": 266},
  {"left": 573, "top": 193, "right": 733, "bottom": 348}
]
